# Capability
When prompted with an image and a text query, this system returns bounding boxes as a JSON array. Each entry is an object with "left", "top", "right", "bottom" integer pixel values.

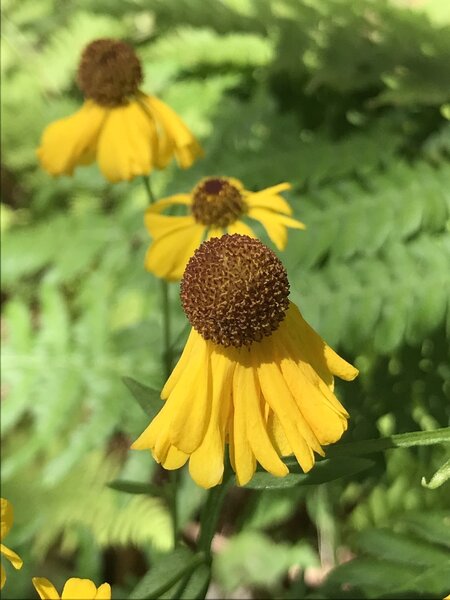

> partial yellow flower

[
  {"left": 1, "top": 498, "right": 23, "bottom": 589},
  {"left": 145, "top": 176, "right": 305, "bottom": 281},
  {"left": 133, "top": 234, "right": 358, "bottom": 488},
  {"left": 37, "top": 39, "right": 202, "bottom": 183},
  {"left": 32, "top": 577, "right": 111, "bottom": 599}
]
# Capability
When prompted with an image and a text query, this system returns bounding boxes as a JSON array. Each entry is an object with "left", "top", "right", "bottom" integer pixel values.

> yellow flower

[
  {"left": 132, "top": 234, "right": 358, "bottom": 488},
  {"left": 1, "top": 498, "right": 23, "bottom": 589},
  {"left": 37, "top": 39, "right": 202, "bottom": 183},
  {"left": 145, "top": 176, "right": 305, "bottom": 281},
  {"left": 32, "top": 577, "right": 111, "bottom": 599}
]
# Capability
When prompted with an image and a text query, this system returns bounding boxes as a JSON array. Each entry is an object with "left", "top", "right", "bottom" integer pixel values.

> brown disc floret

[
  {"left": 181, "top": 234, "right": 290, "bottom": 347},
  {"left": 77, "top": 39, "right": 143, "bottom": 106},
  {"left": 191, "top": 178, "right": 246, "bottom": 228}
]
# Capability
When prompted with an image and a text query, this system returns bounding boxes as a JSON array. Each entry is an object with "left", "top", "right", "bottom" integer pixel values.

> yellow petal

[
  {"left": 94, "top": 583, "right": 111, "bottom": 600},
  {"left": 146, "top": 194, "right": 192, "bottom": 214},
  {"left": 161, "top": 328, "right": 197, "bottom": 399},
  {"left": 1, "top": 498, "right": 13, "bottom": 539},
  {"left": 227, "top": 220, "right": 257, "bottom": 238},
  {"left": 245, "top": 184, "right": 293, "bottom": 215},
  {"left": 61, "top": 578, "right": 98, "bottom": 599},
  {"left": 145, "top": 221, "right": 205, "bottom": 281},
  {"left": 206, "top": 227, "right": 224, "bottom": 239},
  {"left": 247, "top": 207, "right": 288, "bottom": 250},
  {"left": 189, "top": 349, "right": 234, "bottom": 488},
  {"left": 144, "top": 213, "right": 196, "bottom": 239},
  {"left": 145, "top": 96, "right": 203, "bottom": 168},
  {"left": 255, "top": 347, "right": 315, "bottom": 472},
  {"left": 97, "top": 101, "right": 158, "bottom": 182},
  {"left": 236, "top": 364, "right": 288, "bottom": 478},
  {"left": 0, "top": 544, "right": 23, "bottom": 570},
  {"left": 32, "top": 577, "right": 61, "bottom": 600},
  {"left": 168, "top": 334, "right": 211, "bottom": 453},
  {"left": 267, "top": 411, "right": 292, "bottom": 456},
  {"left": 231, "top": 366, "right": 256, "bottom": 486},
  {"left": 162, "top": 446, "right": 189, "bottom": 470},
  {"left": 324, "top": 345, "right": 359, "bottom": 381},
  {"left": 279, "top": 354, "right": 348, "bottom": 446},
  {"left": 37, "top": 101, "right": 106, "bottom": 177}
]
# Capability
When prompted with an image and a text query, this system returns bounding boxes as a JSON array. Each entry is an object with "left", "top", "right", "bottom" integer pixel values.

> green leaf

[
  {"left": 108, "top": 479, "right": 167, "bottom": 499},
  {"left": 245, "top": 457, "right": 374, "bottom": 489},
  {"left": 354, "top": 529, "right": 450, "bottom": 568},
  {"left": 326, "top": 427, "right": 450, "bottom": 457},
  {"left": 123, "top": 376, "right": 163, "bottom": 420},
  {"left": 422, "top": 458, "right": 450, "bottom": 489},
  {"left": 129, "top": 547, "right": 206, "bottom": 600}
]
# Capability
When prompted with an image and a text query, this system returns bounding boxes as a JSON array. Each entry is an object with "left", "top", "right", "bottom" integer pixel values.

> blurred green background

[{"left": 1, "top": 0, "right": 449, "bottom": 598}]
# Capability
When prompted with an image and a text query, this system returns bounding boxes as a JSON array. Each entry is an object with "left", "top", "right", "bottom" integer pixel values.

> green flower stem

[
  {"left": 197, "top": 462, "right": 233, "bottom": 558},
  {"left": 142, "top": 175, "right": 177, "bottom": 547}
]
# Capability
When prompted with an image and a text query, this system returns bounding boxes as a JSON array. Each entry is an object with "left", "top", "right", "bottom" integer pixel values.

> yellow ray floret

[
  {"left": 132, "top": 302, "right": 358, "bottom": 489},
  {"left": 1, "top": 498, "right": 23, "bottom": 590},
  {"left": 32, "top": 577, "right": 111, "bottom": 599}
]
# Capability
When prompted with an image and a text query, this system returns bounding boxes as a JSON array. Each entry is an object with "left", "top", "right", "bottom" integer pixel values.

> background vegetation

[{"left": 1, "top": 0, "right": 449, "bottom": 598}]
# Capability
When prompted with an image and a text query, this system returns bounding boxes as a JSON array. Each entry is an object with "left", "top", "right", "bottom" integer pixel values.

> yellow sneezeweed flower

[
  {"left": 1, "top": 498, "right": 23, "bottom": 589},
  {"left": 132, "top": 234, "right": 358, "bottom": 488},
  {"left": 32, "top": 577, "right": 111, "bottom": 599},
  {"left": 145, "top": 176, "right": 305, "bottom": 281},
  {"left": 37, "top": 39, "right": 202, "bottom": 183}
]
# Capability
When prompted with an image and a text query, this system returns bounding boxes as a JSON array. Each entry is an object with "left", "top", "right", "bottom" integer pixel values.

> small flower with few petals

[
  {"left": 145, "top": 176, "right": 305, "bottom": 281},
  {"left": 32, "top": 577, "right": 111, "bottom": 599},
  {"left": 1, "top": 498, "right": 23, "bottom": 589}
]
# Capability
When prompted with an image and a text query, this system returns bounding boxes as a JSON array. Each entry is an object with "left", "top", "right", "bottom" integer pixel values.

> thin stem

[
  {"left": 142, "top": 175, "right": 176, "bottom": 546},
  {"left": 197, "top": 462, "right": 233, "bottom": 557}
]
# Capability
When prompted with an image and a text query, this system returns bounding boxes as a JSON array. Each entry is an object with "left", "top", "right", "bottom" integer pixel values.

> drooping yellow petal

[
  {"left": 96, "top": 101, "right": 158, "bottom": 182},
  {"left": 247, "top": 207, "right": 288, "bottom": 250},
  {"left": 231, "top": 366, "right": 256, "bottom": 486},
  {"left": 255, "top": 349, "right": 315, "bottom": 472},
  {"left": 266, "top": 411, "right": 292, "bottom": 456},
  {"left": 235, "top": 363, "right": 288, "bottom": 478},
  {"left": 0, "top": 544, "right": 23, "bottom": 570},
  {"left": 144, "top": 221, "right": 205, "bottom": 281},
  {"left": 189, "top": 349, "right": 234, "bottom": 488},
  {"left": 161, "top": 328, "right": 197, "bottom": 399},
  {"left": 323, "top": 345, "right": 359, "bottom": 381},
  {"left": 37, "top": 101, "right": 106, "bottom": 177},
  {"left": 1, "top": 499, "right": 12, "bottom": 540},
  {"left": 162, "top": 446, "right": 189, "bottom": 470},
  {"left": 94, "top": 583, "right": 111, "bottom": 599},
  {"left": 145, "top": 96, "right": 203, "bottom": 169},
  {"left": 144, "top": 213, "right": 196, "bottom": 240},
  {"left": 227, "top": 220, "right": 257, "bottom": 238},
  {"left": 279, "top": 354, "right": 348, "bottom": 446},
  {"left": 168, "top": 334, "right": 211, "bottom": 453},
  {"left": 61, "top": 578, "right": 99, "bottom": 599},
  {"left": 32, "top": 578, "right": 61, "bottom": 600},
  {"left": 146, "top": 194, "right": 193, "bottom": 214}
]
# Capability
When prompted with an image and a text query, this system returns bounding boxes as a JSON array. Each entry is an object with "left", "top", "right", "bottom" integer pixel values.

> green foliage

[
  {"left": 1, "top": 0, "right": 450, "bottom": 598},
  {"left": 322, "top": 512, "right": 450, "bottom": 598}
]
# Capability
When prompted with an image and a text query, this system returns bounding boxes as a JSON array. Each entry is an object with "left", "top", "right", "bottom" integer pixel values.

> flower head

[
  {"left": 37, "top": 39, "right": 202, "bottom": 182},
  {"left": 32, "top": 577, "right": 111, "bottom": 599},
  {"left": 145, "top": 177, "right": 305, "bottom": 281},
  {"left": 1, "top": 498, "right": 23, "bottom": 589},
  {"left": 132, "top": 235, "right": 358, "bottom": 488}
]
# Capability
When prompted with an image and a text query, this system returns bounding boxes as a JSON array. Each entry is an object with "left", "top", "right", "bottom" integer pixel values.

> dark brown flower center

[
  {"left": 191, "top": 178, "right": 246, "bottom": 228},
  {"left": 77, "top": 39, "right": 143, "bottom": 107},
  {"left": 181, "top": 234, "right": 290, "bottom": 347}
]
